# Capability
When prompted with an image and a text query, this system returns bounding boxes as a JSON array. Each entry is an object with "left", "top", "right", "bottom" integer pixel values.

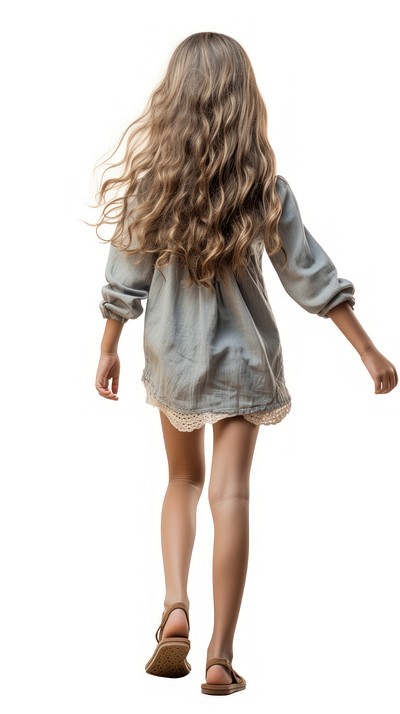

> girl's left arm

[
  {"left": 101, "top": 317, "right": 124, "bottom": 354},
  {"left": 96, "top": 318, "right": 124, "bottom": 400},
  {"left": 96, "top": 202, "right": 156, "bottom": 399},
  {"left": 95, "top": 331, "right": 121, "bottom": 400},
  {"left": 327, "top": 301, "right": 398, "bottom": 394}
]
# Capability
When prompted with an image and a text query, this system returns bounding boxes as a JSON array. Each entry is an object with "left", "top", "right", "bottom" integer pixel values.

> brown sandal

[
  {"left": 201, "top": 657, "right": 246, "bottom": 695},
  {"left": 145, "top": 601, "right": 191, "bottom": 678}
]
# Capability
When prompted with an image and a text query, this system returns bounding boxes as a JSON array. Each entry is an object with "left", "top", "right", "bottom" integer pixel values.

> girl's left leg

[{"left": 157, "top": 410, "right": 206, "bottom": 638}]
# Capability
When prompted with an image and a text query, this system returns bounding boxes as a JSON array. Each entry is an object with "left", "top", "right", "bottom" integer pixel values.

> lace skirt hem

[{"left": 143, "top": 378, "right": 292, "bottom": 431}]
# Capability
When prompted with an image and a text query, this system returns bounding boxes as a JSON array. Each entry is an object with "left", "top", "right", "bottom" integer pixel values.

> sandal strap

[
  {"left": 155, "top": 601, "right": 190, "bottom": 642},
  {"left": 205, "top": 657, "right": 242, "bottom": 683}
]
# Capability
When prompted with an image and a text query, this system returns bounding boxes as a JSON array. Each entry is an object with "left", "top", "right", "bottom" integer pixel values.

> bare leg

[
  {"left": 157, "top": 410, "right": 206, "bottom": 639},
  {"left": 206, "top": 415, "right": 260, "bottom": 684}
]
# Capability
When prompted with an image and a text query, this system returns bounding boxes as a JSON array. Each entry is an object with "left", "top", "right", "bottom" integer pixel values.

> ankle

[
  {"left": 163, "top": 597, "right": 189, "bottom": 611},
  {"left": 207, "top": 646, "right": 233, "bottom": 662}
]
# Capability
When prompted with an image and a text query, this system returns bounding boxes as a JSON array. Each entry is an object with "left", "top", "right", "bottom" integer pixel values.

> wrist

[
  {"left": 101, "top": 346, "right": 119, "bottom": 355},
  {"left": 360, "top": 343, "right": 377, "bottom": 361},
  {"left": 101, "top": 338, "right": 120, "bottom": 354},
  {"left": 101, "top": 336, "right": 120, "bottom": 354}
]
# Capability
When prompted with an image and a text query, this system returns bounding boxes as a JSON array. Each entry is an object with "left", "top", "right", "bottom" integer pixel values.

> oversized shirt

[{"left": 99, "top": 175, "right": 355, "bottom": 421}]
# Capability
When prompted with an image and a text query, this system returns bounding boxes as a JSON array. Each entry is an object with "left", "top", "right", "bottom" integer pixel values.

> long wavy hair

[{"left": 91, "top": 31, "right": 286, "bottom": 290}]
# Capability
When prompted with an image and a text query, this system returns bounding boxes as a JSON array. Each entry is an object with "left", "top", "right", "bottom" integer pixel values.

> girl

[{"left": 93, "top": 32, "right": 397, "bottom": 696}]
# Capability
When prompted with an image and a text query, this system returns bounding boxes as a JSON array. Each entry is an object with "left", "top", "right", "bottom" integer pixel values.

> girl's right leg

[{"left": 206, "top": 415, "right": 260, "bottom": 685}]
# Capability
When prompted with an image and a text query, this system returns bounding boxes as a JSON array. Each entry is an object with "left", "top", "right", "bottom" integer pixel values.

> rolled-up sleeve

[
  {"left": 268, "top": 176, "right": 355, "bottom": 318},
  {"left": 99, "top": 196, "right": 155, "bottom": 323}
]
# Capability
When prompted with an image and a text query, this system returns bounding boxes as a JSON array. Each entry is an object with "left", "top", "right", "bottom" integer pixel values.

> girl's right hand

[{"left": 360, "top": 346, "right": 398, "bottom": 394}]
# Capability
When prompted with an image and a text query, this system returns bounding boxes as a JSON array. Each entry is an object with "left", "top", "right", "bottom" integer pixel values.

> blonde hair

[{"left": 92, "top": 31, "right": 286, "bottom": 289}]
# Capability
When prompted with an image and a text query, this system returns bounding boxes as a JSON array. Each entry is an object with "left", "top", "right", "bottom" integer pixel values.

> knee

[
  {"left": 208, "top": 480, "right": 249, "bottom": 508},
  {"left": 169, "top": 472, "right": 205, "bottom": 491}
]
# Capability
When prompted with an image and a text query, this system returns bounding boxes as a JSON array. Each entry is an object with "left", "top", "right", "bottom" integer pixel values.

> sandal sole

[
  {"left": 201, "top": 680, "right": 246, "bottom": 695},
  {"left": 145, "top": 637, "right": 191, "bottom": 678}
]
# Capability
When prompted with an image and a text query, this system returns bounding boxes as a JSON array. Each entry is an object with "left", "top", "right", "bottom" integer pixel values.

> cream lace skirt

[{"left": 143, "top": 377, "right": 292, "bottom": 432}]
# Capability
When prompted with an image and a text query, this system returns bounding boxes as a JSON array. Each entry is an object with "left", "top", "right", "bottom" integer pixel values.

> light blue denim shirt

[{"left": 99, "top": 175, "right": 355, "bottom": 415}]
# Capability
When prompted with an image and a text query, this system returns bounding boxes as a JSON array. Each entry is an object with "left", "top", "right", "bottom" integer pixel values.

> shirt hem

[{"left": 142, "top": 375, "right": 292, "bottom": 431}]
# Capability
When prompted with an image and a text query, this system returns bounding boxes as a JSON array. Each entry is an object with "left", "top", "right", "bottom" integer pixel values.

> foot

[
  {"left": 205, "top": 652, "right": 235, "bottom": 685},
  {"left": 206, "top": 663, "right": 232, "bottom": 685},
  {"left": 161, "top": 608, "right": 189, "bottom": 640}
]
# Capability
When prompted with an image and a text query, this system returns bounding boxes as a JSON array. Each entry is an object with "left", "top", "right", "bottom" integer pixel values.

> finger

[
  {"left": 381, "top": 373, "right": 393, "bottom": 393},
  {"left": 97, "top": 387, "right": 118, "bottom": 400},
  {"left": 376, "top": 379, "right": 386, "bottom": 393},
  {"left": 111, "top": 376, "right": 119, "bottom": 395},
  {"left": 387, "top": 365, "right": 398, "bottom": 388},
  {"left": 95, "top": 375, "right": 116, "bottom": 398},
  {"left": 389, "top": 370, "right": 397, "bottom": 391},
  {"left": 95, "top": 377, "right": 111, "bottom": 394}
]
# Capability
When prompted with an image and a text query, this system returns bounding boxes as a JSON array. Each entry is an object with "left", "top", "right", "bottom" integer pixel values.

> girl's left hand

[{"left": 95, "top": 352, "right": 120, "bottom": 400}]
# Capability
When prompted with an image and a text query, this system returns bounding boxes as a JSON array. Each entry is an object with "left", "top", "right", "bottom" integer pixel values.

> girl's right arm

[{"left": 326, "top": 301, "right": 398, "bottom": 394}]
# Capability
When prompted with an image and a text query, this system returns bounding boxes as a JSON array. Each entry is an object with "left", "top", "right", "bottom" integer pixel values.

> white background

[{"left": 1, "top": 1, "right": 399, "bottom": 712}]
